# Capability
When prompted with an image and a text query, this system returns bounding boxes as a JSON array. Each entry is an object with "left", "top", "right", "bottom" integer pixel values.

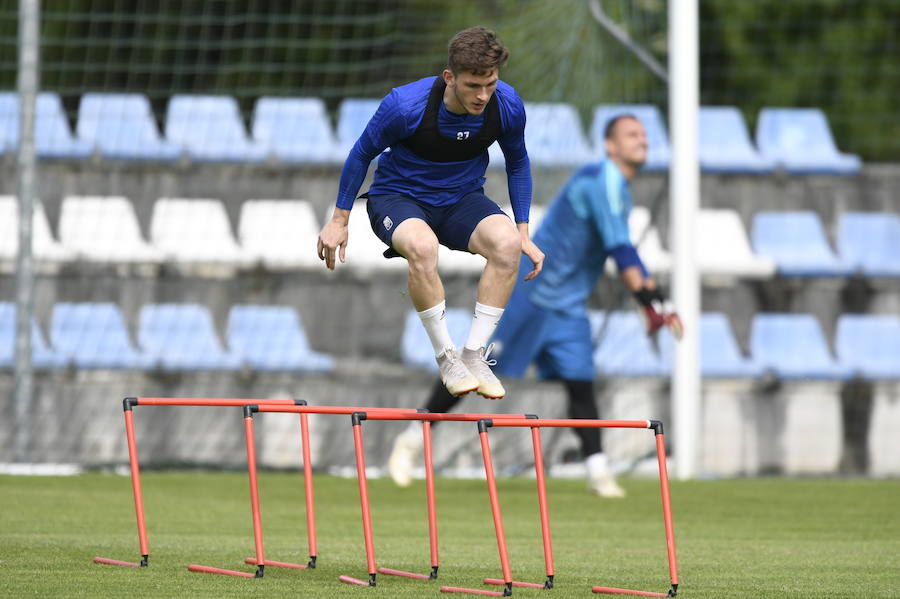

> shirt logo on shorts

[{"left": 383, "top": 216, "right": 393, "bottom": 231}]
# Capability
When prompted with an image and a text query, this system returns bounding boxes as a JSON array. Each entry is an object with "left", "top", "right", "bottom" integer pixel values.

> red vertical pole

[
  {"left": 299, "top": 413, "right": 317, "bottom": 566},
  {"left": 530, "top": 426, "right": 554, "bottom": 583},
  {"left": 478, "top": 422, "right": 512, "bottom": 590},
  {"left": 423, "top": 420, "right": 439, "bottom": 576},
  {"left": 352, "top": 415, "right": 377, "bottom": 582},
  {"left": 123, "top": 405, "right": 149, "bottom": 565},
  {"left": 244, "top": 409, "right": 265, "bottom": 575},
  {"left": 655, "top": 431, "right": 678, "bottom": 589}
]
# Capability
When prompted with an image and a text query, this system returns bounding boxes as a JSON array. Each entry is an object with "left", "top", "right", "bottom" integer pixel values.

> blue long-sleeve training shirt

[{"left": 335, "top": 76, "right": 532, "bottom": 223}]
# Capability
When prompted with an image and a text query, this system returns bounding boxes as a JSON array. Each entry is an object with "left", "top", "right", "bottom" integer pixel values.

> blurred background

[{"left": 0, "top": 0, "right": 898, "bottom": 479}]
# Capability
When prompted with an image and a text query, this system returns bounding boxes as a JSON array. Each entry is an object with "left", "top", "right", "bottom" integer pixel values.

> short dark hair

[
  {"left": 604, "top": 114, "right": 639, "bottom": 139},
  {"left": 448, "top": 27, "right": 509, "bottom": 75}
]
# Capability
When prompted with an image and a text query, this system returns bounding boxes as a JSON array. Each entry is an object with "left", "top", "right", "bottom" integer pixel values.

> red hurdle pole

[
  {"left": 423, "top": 419, "right": 440, "bottom": 578},
  {"left": 339, "top": 412, "right": 378, "bottom": 587},
  {"left": 124, "top": 400, "right": 148, "bottom": 565},
  {"left": 475, "top": 420, "right": 513, "bottom": 596},
  {"left": 300, "top": 412, "right": 317, "bottom": 568},
  {"left": 188, "top": 405, "right": 268, "bottom": 578},
  {"left": 654, "top": 425, "right": 678, "bottom": 595},
  {"left": 245, "top": 406, "right": 265, "bottom": 575},
  {"left": 483, "top": 420, "right": 555, "bottom": 591},
  {"left": 591, "top": 422, "right": 678, "bottom": 598}
]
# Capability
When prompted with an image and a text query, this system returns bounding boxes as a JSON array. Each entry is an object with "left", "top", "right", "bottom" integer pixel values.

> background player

[
  {"left": 388, "top": 114, "right": 682, "bottom": 497},
  {"left": 318, "top": 26, "right": 544, "bottom": 401}
]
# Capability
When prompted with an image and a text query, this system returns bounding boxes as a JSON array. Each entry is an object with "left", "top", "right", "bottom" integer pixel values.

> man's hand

[
  {"left": 633, "top": 286, "right": 684, "bottom": 339},
  {"left": 317, "top": 208, "right": 350, "bottom": 270},
  {"left": 520, "top": 236, "right": 544, "bottom": 281}
]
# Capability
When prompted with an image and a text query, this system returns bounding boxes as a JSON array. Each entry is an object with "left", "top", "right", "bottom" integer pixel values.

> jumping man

[{"left": 318, "top": 27, "right": 544, "bottom": 400}]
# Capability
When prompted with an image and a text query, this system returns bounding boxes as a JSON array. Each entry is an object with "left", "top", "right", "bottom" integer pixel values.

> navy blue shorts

[{"left": 366, "top": 191, "right": 507, "bottom": 258}]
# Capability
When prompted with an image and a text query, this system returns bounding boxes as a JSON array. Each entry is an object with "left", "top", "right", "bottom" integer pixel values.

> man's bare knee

[{"left": 484, "top": 227, "right": 521, "bottom": 271}]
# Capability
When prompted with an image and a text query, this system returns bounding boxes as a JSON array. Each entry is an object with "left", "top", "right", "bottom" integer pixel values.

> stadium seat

[
  {"left": 59, "top": 196, "right": 164, "bottom": 263},
  {"left": 0, "top": 196, "right": 74, "bottom": 269},
  {"left": 76, "top": 93, "right": 182, "bottom": 161},
  {"left": 238, "top": 199, "right": 321, "bottom": 269},
  {"left": 334, "top": 201, "right": 407, "bottom": 274},
  {"left": 227, "top": 305, "right": 334, "bottom": 372},
  {"left": 751, "top": 211, "right": 852, "bottom": 277},
  {"left": 835, "top": 314, "right": 900, "bottom": 380},
  {"left": 150, "top": 198, "right": 254, "bottom": 267},
  {"left": 749, "top": 313, "right": 852, "bottom": 380},
  {"left": 592, "top": 310, "right": 668, "bottom": 377},
  {"left": 697, "top": 209, "right": 775, "bottom": 279},
  {"left": 165, "top": 95, "right": 268, "bottom": 162},
  {"left": 252, "top": 97, "right": 341, "bottom": 164},
  {"left": 523, "top": 102, "right": 594, "bottom": 167},
  {"left": 138, "top": 304, "right": 243, "bottom": 370},
  {"left": 336, "top": 98, "right": 380, "bottom": 155},
  {"left": 591, "top": 104, "right": 670, "bottom": 171},
  {"left": 663, "top": 312, "right": 763, "bottom": 378},
  {"left": 698, "top": 106, "right": 775, "bottom": 173},
  {"left": 401, "top": 308, "right": 471, "bottom": 373},
  {"left": 629, "top": 205, "right": 671, "bottom": 274},
  {"left": 0, "top": 92, "right": 93, "bottom": 159},
  {"left": 755, "top": 108, "right": 861, "bottom": 175},
  {"left": 0, "top": 302, "right": 66, "bottom": 368},
  {"left": 50, "top": 302, "right": 155, "bottom": 369},
  {"left": 837, "top": 212, "right": 900, "bottom": 277}
]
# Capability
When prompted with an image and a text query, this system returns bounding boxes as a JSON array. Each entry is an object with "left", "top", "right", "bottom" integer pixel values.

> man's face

[
  {"left": 605, "top": 117, "right": 648, "bottom": 169},
  {"left": 444, "top": 68, "right": 498, "bottom": 115}
]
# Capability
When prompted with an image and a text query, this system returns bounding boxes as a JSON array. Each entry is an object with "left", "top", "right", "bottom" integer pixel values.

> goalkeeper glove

[{"left": 633, "top": 286, "right": 684, "bottom": 340}]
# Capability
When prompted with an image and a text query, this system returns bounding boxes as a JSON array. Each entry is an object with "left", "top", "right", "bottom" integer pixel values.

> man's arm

[
  {"left": 496, "top": 87, "right": 542, "bottom": 277},
  {"left": 517, "top": 221, "right": 544, "bottom": 281},
  {"left": 612, "top": 247, "right": 683, "bottom": 339},
  {"left": 318, "top": 92, "right": 409, "bottom": 270}
]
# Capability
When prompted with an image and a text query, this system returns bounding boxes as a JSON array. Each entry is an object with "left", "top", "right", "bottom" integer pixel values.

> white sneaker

[
  {"left": 388, "top": 428, "right": 423, "bottom": 487},
  {"left": 437, "top": 348, "right": 479, "bottom": 397},
  {"left": 461, "top": 345, "right": 505, "bottom": 399},
  {"left": 586, "top": 453, "right": 626, "bottom": 498}
]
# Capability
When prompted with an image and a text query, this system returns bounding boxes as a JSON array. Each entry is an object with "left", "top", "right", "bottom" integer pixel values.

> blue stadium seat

[
  {"left": 252, "top": 97, "right": 341, "bottom": 164},
  {"left": 592, "top": 311, "right": 668, "bottom": 377},
  {"left": 336, "top": 98, "right": 380, "bottom": 154},
  {"left": 755, "top": 108, "right": 861, "bottom": 175},
  {"left": 835, "top": 314, "right": 900, "bottom": 380},
  {"left": 138, "top": 304, "right": 243, "bottom": 370},
  {"left": 659, "top": 312, "right": 763, "bottom": 378},
  {"left": 0, "top": 302, "right": 66, "bottom": 368},
  {"left": 401, "top": 309, "right": 471, "bottom": 373},
  {"left": 837, "top": 212, "right": 900, "bottom": 277},
  {"left": 165, "top": 95, "right": 268, "bottom": 162},
  {"left": 591, "top": 105, "right": 670, "bottom": 171},
  {"left": 227, "top": 305, "right": 334, "bottom": 372},
  {"left": 50, "top": 302, "right": 155, "bottom": 369},
  {"left": 77, "top": 93, "right": 181, "bottom": 161},
  {"left": 0, "top": 92, "right": 92, "bottom": 159},
  {"left": 751, "top": 211, "right": 853, "bottom": 277},
  {"left": 523, "top": 102, "right": 594, "bottom": 167},
  {"left": 750, "top": 313, "right": 852, "bottom": 380},
  {"left": 698, "top": 106, "right": 775, "bottom": 174}
]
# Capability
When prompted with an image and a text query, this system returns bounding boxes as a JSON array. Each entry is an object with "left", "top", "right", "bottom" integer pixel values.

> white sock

[
  {"left": 464, "top": 302, "right": 504, "bottom": 351},
  {"left": 586, "top": 452, "right": 610, "bottom": 476},
  {"left": 418, "top": 300, "right": 454, "bottom": 357}
]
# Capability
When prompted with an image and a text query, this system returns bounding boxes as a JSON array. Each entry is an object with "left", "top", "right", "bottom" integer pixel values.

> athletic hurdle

[
  {"left": 250, "top": 405, "right": 535, "bottom": 589},
  {"left": 92, "top": 397, "right": 304, "bottom": 570},
  {"left": 93, "top": 396, "right": 420, "bottom": 576},
  {"left": 469, "top": 418, "right": 679, "bottom": 598}
]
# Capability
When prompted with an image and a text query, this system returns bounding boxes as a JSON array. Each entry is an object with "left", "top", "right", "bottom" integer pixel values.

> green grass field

[{"left": 1, "top": 473, "right": 897, "bottom": 598}]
